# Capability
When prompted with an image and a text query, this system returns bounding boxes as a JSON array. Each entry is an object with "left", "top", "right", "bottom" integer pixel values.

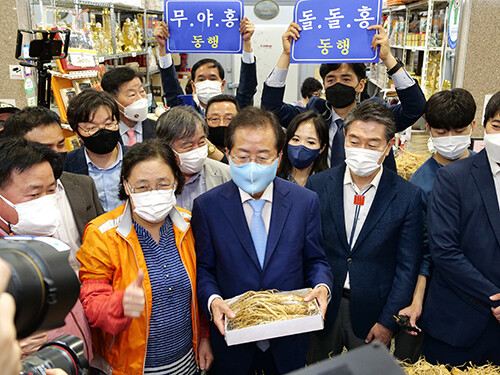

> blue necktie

[
  {"left": 248, "top": 199, "right": 267, "bottom": 268},
  {"left": 330, "top": 118, "right": 346, "bottom": 167}
]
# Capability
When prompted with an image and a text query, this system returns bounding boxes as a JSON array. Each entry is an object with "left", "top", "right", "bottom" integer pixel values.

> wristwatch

[
  {"left": 208, "top": 143, "right": 216, "bottom": 156},
  {"left": 387, "top": 58, "right": 404, "bottom": 76}
]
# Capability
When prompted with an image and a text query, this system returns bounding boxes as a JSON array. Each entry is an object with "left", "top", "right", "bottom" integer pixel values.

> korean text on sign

[
  {"left": 291, "top": 0, "right": 382, "bottom": 64},
  {"left": 165, "top": 0, "right": 243, "bottom": 54}
]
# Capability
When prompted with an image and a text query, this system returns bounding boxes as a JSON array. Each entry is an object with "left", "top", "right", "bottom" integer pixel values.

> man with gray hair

[
  {"left": 305, "top": 100, "right": 423, "bottom": 362},
  {"left": 156, "top": 106, "right": 231, "bottom": 211}
]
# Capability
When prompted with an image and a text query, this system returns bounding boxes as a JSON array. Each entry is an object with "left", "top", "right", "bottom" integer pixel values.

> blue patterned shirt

[{"left": 133, "top": 218, "right": 195, "bottom": 373}]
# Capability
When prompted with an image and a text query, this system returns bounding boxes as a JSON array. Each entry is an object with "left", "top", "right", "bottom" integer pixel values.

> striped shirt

[{"left": 134, "top": 218, "right": 196, "bottom": 375}]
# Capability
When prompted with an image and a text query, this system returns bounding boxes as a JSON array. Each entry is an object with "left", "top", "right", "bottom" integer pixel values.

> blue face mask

[
  {"left": 229, "top": 157, "right": 278, "bottom": 195},
  {"left": 287, "top": 144, "right": 320, "bottom": 169}
]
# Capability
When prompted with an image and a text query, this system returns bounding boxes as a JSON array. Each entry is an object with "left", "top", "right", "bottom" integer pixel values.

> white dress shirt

[
  {"left": 54, "top": 179, "right": 82, "bottom": 272},
  {"left": 343, "top": 166, "right": 384, "bottom": 289},
  {"left": 487, "top": 154, "right": 500, "bottom": 211}
]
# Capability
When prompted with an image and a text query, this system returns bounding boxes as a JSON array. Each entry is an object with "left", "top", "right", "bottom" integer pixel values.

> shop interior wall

[
  {"left": 0, "top": 0, "right": 26, "bottom": 109},
  {"left": 455, "top": 0, "right": 500, "bottom": 138}
]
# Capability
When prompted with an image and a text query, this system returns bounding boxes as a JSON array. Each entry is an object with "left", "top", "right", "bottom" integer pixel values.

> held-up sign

[
  {"left": 290, "top": 0, "right": 383, "bottom": 64},
  {"left": 165, "top": 0, "right": 243, "bottom": 54}
]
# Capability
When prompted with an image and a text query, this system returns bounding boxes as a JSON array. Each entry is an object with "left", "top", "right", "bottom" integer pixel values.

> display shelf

[
  {"left": 27, "top": 0, "right": 161, "bottom": 118},
  {"left": 97, "top": 50, "right": 148, "bottom": 61},
  {"left": 51, "top": 70, "right": 99, "bottom": 79},
  {"left": 380, "top": 0, "right": 451, "bottom": 97}
]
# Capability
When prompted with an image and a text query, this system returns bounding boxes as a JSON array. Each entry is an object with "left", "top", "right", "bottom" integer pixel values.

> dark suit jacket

[
  {"left": 160, "top": 58, "right": 258, "bottom": 110},
  {"left": 192, "top": 178, "right": 333, "bottom": 374},
  {"left": 306, "top": 165, "right": 422, "bottom": 338},
  {"left": 421, "top": 150, "right": 500, "bottom": 347},
  {"left": 118, "top": 118, "right": 156, "bottom": 145},
  {"left": 64, "top": 145, "right": 129, "bottom": 176},
  {"left": 261, "top": 80, "right": 426, "bottom": 172},
  {"left": 59, "top": 172, "right": 104, "bottom": 238}
]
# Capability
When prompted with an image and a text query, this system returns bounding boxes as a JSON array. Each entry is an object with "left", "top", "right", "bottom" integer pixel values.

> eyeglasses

[
  {"left": 207, "top": 116, "right": 234, "bottom": 126},
  {"left": 78, "top": 121, "right": 119, "bottom": 136},
  {"left": 230, "top": 154, "right": 278, "bottom": 166},
  {"left": 127, "top": 181, "right": 176, "bottom": 194}
]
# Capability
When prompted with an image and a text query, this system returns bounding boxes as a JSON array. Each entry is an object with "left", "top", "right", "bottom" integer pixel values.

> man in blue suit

[
  {"left": 306, "top": 100, "right": 422, "bottom": 362},
  {"left": 420, "top": 92, "right": 500, "bottom": 365},
  {"left": 192, "top": 107, "right": 333, "bottom": 375},
  {"left": 261, "top": 22, "right": 426, "bottom": 173}
]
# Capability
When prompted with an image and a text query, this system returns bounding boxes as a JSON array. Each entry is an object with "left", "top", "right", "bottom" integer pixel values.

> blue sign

[
  {"left": 290, "top": 0, "right": 382, "bottom": 64},
  {"left": 165, "top": 0, "right": 243, "bottom": 54}
]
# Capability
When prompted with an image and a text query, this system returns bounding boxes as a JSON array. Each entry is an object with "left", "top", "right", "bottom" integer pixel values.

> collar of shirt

[
  {"left": 56, "top": 178, "right": 65, "bottom": 197},
  {"left": 84, "top": 143, "right": 123, "bottom": 171},
  {"left": 185, "top": 168, "right": 204, "bottom": 187},
  {"left": 119, "top": 121, "right": 143, "bottom": 137},
  {"left": 238, "top": 182, "right": 274, "bottom": 235},
  {"left": 238, "top": 181, "right": 274, "bottom": 205},
  {"left": 343, "top": 165, "right": 384, "bottom": 193},
  {"left": 487, "top": 152, "right": 500, "bottom": 176}
]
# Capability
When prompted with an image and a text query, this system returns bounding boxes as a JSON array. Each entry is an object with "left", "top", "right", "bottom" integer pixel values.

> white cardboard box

[{"left": 224, "top": 289, "right": 324, "bottom": 346}]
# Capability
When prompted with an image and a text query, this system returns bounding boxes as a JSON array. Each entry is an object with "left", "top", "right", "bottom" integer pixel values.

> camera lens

[
  {"left": 21, "top": 334, "right": 89, "bottom": 375},
  {"left": 0, "top": 238, "right": 80, "bottom": 338}
]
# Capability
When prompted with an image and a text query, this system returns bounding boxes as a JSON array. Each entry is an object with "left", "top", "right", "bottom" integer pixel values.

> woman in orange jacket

[{"left": 77, "top": 139, "right": 212, "bottom": 375}]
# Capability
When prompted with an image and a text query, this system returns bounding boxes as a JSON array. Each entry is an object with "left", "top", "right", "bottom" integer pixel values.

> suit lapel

[
  {"left": 59, "top": 173, "right": 86, "bottom": 236},
  {"left": 351, "top": 169, "right": 397, "bottom": 252},
  {"left": 220, "top": 182, "right": 262, "bottom": 271},
  {"left": 471, "top": 150, "right": 500, "bottom": 247},
  {"left": 143, "top": 119, "right": 155, "bottom": 140},
  {"left": 263, "top": 180, "right": 292, "bottom": 269},
  {"left": 326, "top": 167, "right": 350, "bottom": 252}
]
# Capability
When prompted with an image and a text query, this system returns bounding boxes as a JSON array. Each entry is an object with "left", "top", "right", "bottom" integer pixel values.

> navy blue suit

[
  {"left": 261, "top": 80, "right": 426, "bottom": 172},
  {"left": 306, "top": 165, "right": 422, "bottom": 340},
  {"left": 192, "top": 178, "right": 333, "bottom": 374},
  {"left": 64, "top": 145, "right": 129, "bottom": 175},
  {"left": 160, "top": 58, "right": 258, "bottom": 111},
  {"left": 421, "top": 150, "right": 500, "bottom": 364}
]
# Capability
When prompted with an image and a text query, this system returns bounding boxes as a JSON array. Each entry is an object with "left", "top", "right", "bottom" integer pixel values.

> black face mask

[
  {"left": 326, "top": 82, "right": 357, "bottom": 109},
  {"left": 78, "top": 129, "right": 120, "bottom": 155},
  {"left": 208, "top": 126, "right": 227, "bottom": 148}
]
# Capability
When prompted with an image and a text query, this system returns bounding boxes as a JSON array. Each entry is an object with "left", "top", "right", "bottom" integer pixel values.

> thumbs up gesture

[{"left": 123, "top": 270, "right": 145, "bottom": 318}]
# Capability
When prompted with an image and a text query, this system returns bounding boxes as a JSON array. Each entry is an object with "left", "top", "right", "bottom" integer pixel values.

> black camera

[
  {"left": 21, "top": 334, "right": 89, "bottom": 375},
  {"left": 0, "top": 237, "right": 80, "bottom": 338}
]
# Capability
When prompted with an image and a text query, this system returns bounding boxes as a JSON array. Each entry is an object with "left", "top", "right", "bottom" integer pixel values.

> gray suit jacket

[
  {"left": 204, "top": 157, "right": 231, "bottom": 191},
  {"left": 59, "top": 172, "right": 105, "bottom": 238}
]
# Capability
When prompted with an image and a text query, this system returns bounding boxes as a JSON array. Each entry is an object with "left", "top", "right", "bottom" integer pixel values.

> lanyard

[{"left": 348, "top": 185, "right": 373, "bottom": 248}]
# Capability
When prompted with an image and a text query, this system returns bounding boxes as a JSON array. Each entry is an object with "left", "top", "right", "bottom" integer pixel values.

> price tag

[
  {"left": 98, "top": 56, "right": 105, "bottom": 63},
  {"left": 132, "top": 52, "right": 137, "bottom": 57}
]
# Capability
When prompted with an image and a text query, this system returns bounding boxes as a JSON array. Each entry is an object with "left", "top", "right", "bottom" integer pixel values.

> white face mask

[
  {"left": 176, "top": 144, "right": 208, "bottom": 174},
  {"left": 345, "top": 144, "right": 388, "bottom": 177},
  {"left": 120, "top": 98, "right": 149, "bottom": 123},
  {"left": 129, "top": 187, "right": 176, "bottom": 223},
  {"left": 431, "top": 133, "right": 471, "bottom": 160},
  {"left": 0, "top": 194, "right": 59, "bottom": 236},
  {"left": 484, "top": 133, "right": 500, "bottom": 164},
  {"left": 195, "top": 81, "right": 222, "bottom": 105}
]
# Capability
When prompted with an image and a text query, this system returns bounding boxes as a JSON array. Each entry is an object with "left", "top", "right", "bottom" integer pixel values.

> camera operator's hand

[
  {"left": 123, "top": 270, "right": 145, "bottom": 318},
  {"left": 0, "top": 259, "right": 22, "bottom": 375},
  {"left": 45, "top": 369, "right": 69, "bottom": 375},
  {"left": 19, "top": 331, "right": 47, "bottom": 357}
]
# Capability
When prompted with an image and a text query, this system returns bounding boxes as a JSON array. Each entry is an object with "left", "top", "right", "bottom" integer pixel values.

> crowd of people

[{"left": 0, "top": 18, "right": 499, "bottom": 375}]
